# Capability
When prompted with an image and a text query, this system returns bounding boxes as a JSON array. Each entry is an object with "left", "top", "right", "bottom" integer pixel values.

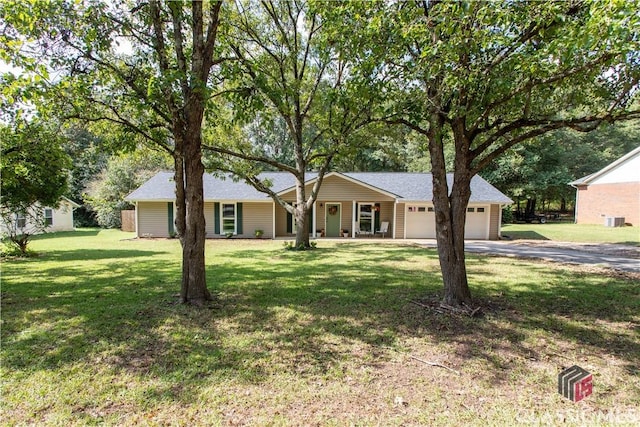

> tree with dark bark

[
  {"left": 204, "top": 0, "right": 375, "bottom": 249},
  {"left": 1, "top": 0, "right": 224, "bottom": 304},
  {"left": 326, "top": 0, "right": 640, "bottom": 306}
]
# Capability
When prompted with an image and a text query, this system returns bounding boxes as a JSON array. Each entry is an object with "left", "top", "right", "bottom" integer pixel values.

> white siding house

[
  {"left": 127, "top": 171, "right": 512, "bottom": 241},
  {"left": 0, "top": 197, "right": 80, "bottom": 235}
]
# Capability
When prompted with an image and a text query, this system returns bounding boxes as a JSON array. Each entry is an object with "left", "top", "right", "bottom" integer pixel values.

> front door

[{"left": 325, "top": 203, "right": 341, "bottom": 237}]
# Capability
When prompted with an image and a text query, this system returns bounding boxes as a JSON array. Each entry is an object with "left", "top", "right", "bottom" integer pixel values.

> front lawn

[
  {"left": 2, "top": 230, "right": 639, "bottom": 425},
  {"left": 502, "top": 223, "right": 640, "bottom": 246}
]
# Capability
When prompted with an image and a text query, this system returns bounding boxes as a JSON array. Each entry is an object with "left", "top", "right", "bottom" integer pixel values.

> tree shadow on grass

[
  {"left": 31, "top": 249, "right": 164, "bottom": 262},
  {"left": 418, "top": 258, "right": 640, "bottom": 386},
  {"left": 501, "top": 230, "right": 550, "bottom": 240},
  {"left": 2, "top": 241, "right": 638, "bottom": 408},
  {"left": 30, "top": 229, "right": 103, "bottom": 240}
]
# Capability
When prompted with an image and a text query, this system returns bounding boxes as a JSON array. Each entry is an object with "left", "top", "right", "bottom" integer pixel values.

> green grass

[
  {"left": 502, "top": 223, "right": 640, "bottom": 245},
  {"left": 2, "top": 230, "right": 639, "bottom": 425}
]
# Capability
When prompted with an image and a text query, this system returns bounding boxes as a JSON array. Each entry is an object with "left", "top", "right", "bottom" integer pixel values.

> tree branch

[
  {"left": 470, "top": 52, "right": 616, "bottom": 136},
  {"left": 202, "top": 143, "right": 299, "bottom": 175},
  {"left": 471, "top": 110, "right": 640, "bottom": 174}
]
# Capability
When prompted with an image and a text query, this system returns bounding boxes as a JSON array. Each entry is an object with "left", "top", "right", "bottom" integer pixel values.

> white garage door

[
  {"left": 405, "top": 204, "right": 489, "bottom": 239},
  {"left": 405, "top": 205, "right": 436, "bottom": 238},
  {"left": 465, "top": 206, "right": 489, "bottom": 239}
]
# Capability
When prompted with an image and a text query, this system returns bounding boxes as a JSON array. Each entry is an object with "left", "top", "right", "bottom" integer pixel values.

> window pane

[
  {"left": 222, "top": 205, "right": 235, "bottom": 218},
  {"left": 16, "top": 213, "right": 26, "bottom": 228},
  {"left": 44, "top": 208, "right": 53, "bottom": 226},
  {"left": 222, "top": 204, "right": 235, "bottom": 233},
  {"left": 360, "top": 204, "right": 373, "bottom": 232},
  {"left": 223, "top": 219, "right": 235, "bottom": 233}
]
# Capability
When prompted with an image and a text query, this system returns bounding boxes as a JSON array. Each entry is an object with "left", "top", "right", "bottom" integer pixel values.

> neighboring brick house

[{"left": 570, "top": 146, "right": 640, "bottom": 226}]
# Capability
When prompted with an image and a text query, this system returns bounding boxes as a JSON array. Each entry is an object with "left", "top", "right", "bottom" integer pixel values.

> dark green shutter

[
  {"left": 374, "top": 203, "right": 381, "bottom": 231},
  {"left": 236, "top": 203, "right": 243, "bottom": 234},
  {"left": 167, "top": 202, "right": 174, "bottom": 235},
  {"left": 308, "top": 204, "right": 314, "bottom": 233},
  {"left": 286, "top": 211, "right": 292, "bottom": 233},
  {"left": 214, "top": 202, "right": 220, "bottom": 234},
  {"left": 355, "top": 203, "right": 359, "bottom": 221}
]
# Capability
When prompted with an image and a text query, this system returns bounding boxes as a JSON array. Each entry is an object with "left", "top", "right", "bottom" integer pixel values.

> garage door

[
  {"left": 464, "top": 206, "right": 489, "bottom": 239},
  {"left": 405, "top": 205, "right": 436, "bottom": 238},
  {"left": 405, "top": 205, "right": 489, "bottom": 239}
]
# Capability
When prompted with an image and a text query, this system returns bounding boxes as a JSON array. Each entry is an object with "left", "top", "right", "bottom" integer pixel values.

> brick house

[{"left": 570, "top": 146, "right": 640, "bottom": 226}]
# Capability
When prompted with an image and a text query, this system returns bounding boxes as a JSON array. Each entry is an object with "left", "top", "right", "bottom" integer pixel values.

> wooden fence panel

[{"left": 121, "top": 210, "right": 135, "bottom": 232}]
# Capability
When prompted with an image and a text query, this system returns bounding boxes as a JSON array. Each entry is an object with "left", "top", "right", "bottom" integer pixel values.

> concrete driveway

[{"left": 418, "top": 240, "right": 640, "bottom": 273}]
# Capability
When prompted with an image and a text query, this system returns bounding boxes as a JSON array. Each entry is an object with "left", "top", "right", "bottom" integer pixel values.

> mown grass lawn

[
  {"left": 2, "top": 230, "right": 639, "bottom": 425},
  {"left": 502, "top": 223, "right": 640, "bottom": 246}
]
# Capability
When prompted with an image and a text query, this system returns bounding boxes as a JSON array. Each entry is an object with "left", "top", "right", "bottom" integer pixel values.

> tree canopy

[
  {"left": 322, "top": 0, "right": 640, "bottom": 305},
  {"left": 84, "top": 148, "right": 171, "bottom": 228},
  {"left": 203, "top": 0, "right": 378, "bottom": 248},
  {"left": 1, "top": 0, "right": 225, "bottom": 304},
  {"left": 0, "top": 116, "right": 71, "bottom": 254}
]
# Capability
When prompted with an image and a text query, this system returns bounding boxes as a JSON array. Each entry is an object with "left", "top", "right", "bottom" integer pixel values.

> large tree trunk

[
  {"left": 294, "top": 207, "right": 309, "bottom": 248},
  {"left": 429, "top": 116, "right": 473, "bottom": 307},
  {"left": 294, "top": 175, "right": 311, "bottom": 248},
  {"left": 437, "top": 174, "right": 473, "bottom": 306},
  {"left": 175, "top": 126, "right": 211, "bottom": 305},
  {"left": 173, "top": 151, "right": 189, "bottom": 303}
]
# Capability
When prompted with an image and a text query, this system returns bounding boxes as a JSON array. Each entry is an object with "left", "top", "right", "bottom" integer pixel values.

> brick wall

[{"left": 575, "top": 182, "right": 640, "bottom": 226}]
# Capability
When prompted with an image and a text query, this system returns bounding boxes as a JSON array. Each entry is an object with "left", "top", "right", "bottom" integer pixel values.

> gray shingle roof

[{"left": 126, "top": 171, "right": 512, "bottom": 204}]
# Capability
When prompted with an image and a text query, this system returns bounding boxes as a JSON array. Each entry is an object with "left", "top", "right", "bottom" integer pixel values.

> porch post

[
  {"left": 272, "top": 202, "right": 276, "bottom": 239},
  {"left": 392, "top": 200, "right": 397, "bottom": 239},
  {"left": 312, "top": 201, "right": 317, "bottom": 238},
  {"left": 352, "top": 200, "right": 357, "bottom": 238}
]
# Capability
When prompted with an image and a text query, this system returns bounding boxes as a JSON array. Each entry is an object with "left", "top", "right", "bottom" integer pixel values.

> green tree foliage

[
  {"left": 63, "top": 126, "right": 109, "bottom": 227},
  {"left": 204, "top": 0, "right": 376, "bottom": 248},
  {"left": 484, "top": 120, "right": 640, "bottom": 214},
  {"left": 0, "top": 117, "right": 71, "bottom": 254},
  {"left": 84, "top": 149, "right": 171, "bottom": 228},
  {"left": 324, "top": 0, "right": 640, "bottom": 306},
  {"left": 1, "top": 0, "right": 224, "bottom": 304}
]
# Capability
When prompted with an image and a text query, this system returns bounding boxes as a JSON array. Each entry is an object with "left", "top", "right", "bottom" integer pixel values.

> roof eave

[
  {"left": 572, "top": 146, "right": 640, "bottom": 186},
  {"left": 275, "top": 171, "right": 402, "bottom": 199}
]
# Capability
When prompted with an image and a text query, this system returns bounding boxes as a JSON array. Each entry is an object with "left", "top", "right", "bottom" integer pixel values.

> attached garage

[
  {"left": 464, "top": 206, "right": 489, "bottom": 239},
  {"left": 405, "top": 205, "right": 436, "bottom": 238},
  {"left": 404, "top": 204, "right": 490, "bottom": 239}
]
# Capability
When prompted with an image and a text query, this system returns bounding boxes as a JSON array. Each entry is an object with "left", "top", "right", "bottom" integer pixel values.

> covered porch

[{"left": 274, "top": 200, "right": 396, "bottom": 239}]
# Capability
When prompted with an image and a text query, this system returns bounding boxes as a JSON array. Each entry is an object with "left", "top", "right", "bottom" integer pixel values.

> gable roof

[
  {"left": 570, "top": 145, "right": 640, "bottom": 186},
  {"left": 126, "top": 171, "right": 512, "bottom": 204},
  {"left": 61, "top": 196, "right": 81, "bottom": 209}
]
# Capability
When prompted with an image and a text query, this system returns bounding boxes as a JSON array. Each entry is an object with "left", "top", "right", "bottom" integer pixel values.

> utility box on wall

[{"left": 604, "top": 217, "right": 625, "bottom": 227}]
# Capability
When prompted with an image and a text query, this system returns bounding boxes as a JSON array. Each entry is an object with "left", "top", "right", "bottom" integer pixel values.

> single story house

[
  {"left": 0, "top": 197, "right": 80, "bottom": 235},
  {"left": 570, "top": 146, "right": 640, "bottom": 226},
  {"left": 126, "top": 171, "right": 512, "bottom": 240}
]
